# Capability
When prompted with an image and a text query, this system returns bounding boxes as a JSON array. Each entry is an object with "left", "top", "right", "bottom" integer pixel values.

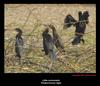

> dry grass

[{"left": 4, "top": 4, "right": 96, "bottom": 73}]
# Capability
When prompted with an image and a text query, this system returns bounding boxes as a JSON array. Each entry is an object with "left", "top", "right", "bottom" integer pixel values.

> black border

[
  {"left": 0, "top": 3, "right": 4, "bottom": 76},
  {"left": 1, "top": 0, "right": 97, "bottom": 4},
  {"left": 1, "top": 0, "right": 97, "bottom": 85}
]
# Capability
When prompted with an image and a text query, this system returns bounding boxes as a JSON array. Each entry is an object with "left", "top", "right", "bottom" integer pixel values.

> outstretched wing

[{"left": 64, "top": 14, "right": 77, "bottom": 29}]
